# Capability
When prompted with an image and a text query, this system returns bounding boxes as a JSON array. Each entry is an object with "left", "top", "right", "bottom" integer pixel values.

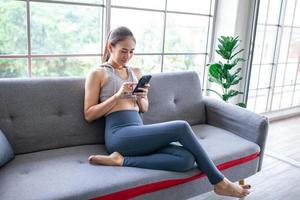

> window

[
  {"left": 0, "top": 0, "right": 215, "bottom": 82},
  {"left": 248, "top": 0, "right": 300, "bottom": 112},
  {"left": 0, "top": 0, "right": 104, "bottom": 77},
  {"left": 110, "top": 0, "right": 215, "bottom": 88}
]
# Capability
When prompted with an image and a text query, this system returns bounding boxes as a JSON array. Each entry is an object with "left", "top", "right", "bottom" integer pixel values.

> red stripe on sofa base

[{"left": 91, "top": 152, "right": 260, "bottom": 200}]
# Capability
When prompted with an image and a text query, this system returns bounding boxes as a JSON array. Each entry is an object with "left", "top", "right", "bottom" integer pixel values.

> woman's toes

[
  {"left": 88, "top": 155, "right": 94, "bottom": 162},
  {"left": 214, "top": 178, "right": 251, "bottom": 198},
  {"left": 88, "top": 155, "right": 99, "bottom": 164},
  {"left": 241, "top": 184, "right": 251, "bottom": 189},
  {"left": 243, "top": 188, "right": 250, "bottom": 195}
]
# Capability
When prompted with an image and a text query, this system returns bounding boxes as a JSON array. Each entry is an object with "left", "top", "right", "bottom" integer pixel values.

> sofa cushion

[
  {"left": 190, "top": 124, "right": 261, "bottom": 164},
  {"left": 142, "top": 71, "right": 205, "bottom": 125},
  {"left": 0, "top": 124, "right": 260, "bottom": 200},
  {"left": 0, "top": 77, "right": 104, "bottom": 154},
  {"left": 0, "top": 129, "right": 14, "bottom": 167}
]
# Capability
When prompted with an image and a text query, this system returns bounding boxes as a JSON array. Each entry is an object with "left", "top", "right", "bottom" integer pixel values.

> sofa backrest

[
  {"left": 142, "top": 71, "right": 205, "bottom": 125},
  {"left": 0, "top": 77, "right": 104, "bottom": 154},
  {"left": 0, "top": 71, "right": 205, "bottom": 154}
]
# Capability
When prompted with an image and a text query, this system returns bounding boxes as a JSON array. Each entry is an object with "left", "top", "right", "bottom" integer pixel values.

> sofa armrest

[
  {"left": 203, "top": 97, "right": 269, "bottom": 171},
  {"left": 0, "top": 129, "right": 15, "bottom": 168}
]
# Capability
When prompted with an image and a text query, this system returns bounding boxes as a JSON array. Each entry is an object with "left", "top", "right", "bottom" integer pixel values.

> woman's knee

[
  {"left": 173, "top": 120, "right": 190, "bottom": 131},
  {"left": 177, "top": 120, "right": 189, "bottom": 126},
  {"left": 173, "top": 120, "right": 192, "bottom": 138}
]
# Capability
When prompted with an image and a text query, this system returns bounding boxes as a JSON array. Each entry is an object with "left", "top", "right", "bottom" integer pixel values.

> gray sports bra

[{"left": 99, "top": 64, "right": 138, "bottom": 102}]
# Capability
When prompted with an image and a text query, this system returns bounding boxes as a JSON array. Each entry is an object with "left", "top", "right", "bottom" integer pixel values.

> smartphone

[{"left": 132, "top": 75, "right": 152, "bottom": 93}]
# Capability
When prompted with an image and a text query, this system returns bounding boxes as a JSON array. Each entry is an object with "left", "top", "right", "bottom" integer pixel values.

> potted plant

[{"left": 207, "top": 36, "right": 246, "bottom": 107}]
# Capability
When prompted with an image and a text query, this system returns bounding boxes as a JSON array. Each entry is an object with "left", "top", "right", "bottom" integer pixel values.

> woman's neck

[{"left": 107, "top": 59, "right": 124, "bottom": 70}]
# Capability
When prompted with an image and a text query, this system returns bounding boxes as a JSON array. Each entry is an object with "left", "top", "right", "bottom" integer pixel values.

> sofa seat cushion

[
  {"left": 190, "top": 124, "right": 261, "bottom": 165},
  {"left": 0, "top": 124, "right": 260, "bottom": 200}
]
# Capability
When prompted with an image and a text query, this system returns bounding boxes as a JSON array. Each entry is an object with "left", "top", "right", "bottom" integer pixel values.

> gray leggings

[{"left": 105, "top": 110, "right": 224, "bottom": 184}]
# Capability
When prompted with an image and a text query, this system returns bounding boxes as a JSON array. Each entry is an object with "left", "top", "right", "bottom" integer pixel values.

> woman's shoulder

[{"left": 86, "top": 67, "right": 106, "bottom": 82}]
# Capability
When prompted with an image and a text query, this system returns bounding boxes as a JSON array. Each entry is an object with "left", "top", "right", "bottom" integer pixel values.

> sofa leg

[
  {"left": 239, "top": 179, "right": 245, "bottom": 186},
  {"left": 238, "top": 179, "right": 246, "bottom": 200}
]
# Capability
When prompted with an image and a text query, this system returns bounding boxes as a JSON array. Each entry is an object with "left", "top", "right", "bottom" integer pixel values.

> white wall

[{"left": 208, "top": 0, "right": 257, "bottom": 105}]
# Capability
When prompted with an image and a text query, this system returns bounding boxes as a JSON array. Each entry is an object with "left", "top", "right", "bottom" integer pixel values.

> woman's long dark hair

[{"left": 102, "top": 26, "right": 136, "bottom": 63}]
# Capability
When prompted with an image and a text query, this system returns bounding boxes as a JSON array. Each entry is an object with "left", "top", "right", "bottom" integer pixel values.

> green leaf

[
  {"left": 208, "top": 76, "right": 222, "bottom": 85},
  {"left": 207, "top": 89, "right": 223, "bottom": 99},
  {"left": 228, "top": 90, "right": 239, "bottom": 96},
  {"left": 230, "top": 76, "right": 243, "bottom": 85},
  {"left": 236, "top": 103, "right": 247, "bottom": 108},
  {"left": 228, "top": 39, "right": 237, "bottom": 51},
  {"left": 209, "top": 63, "right": 222, "bottom": 80},
  {"left": 230, "top": 48, "right": 244, "bottom": 59},
  {"left": 220, "top": 36, "right": 226, "bottom": 42},
  {"left": 223, "top": 90, "right": 239, "bottom": 101},
  {"left": 217, "top": 49, "right": 231, "bottom": 60},
  {"left": 234, "top": 36, "right": 239, "bottom": 41},
  {"left": 222, "top": 38, "right": 230, "bottom": 50},
  {"left": 222, "top": 94, "right": 230, "bottom": 101},
  {"left": 224, "top": 63, "right": 235, "bottom": 70},
  {"left": 232, "top": 68, "right": 242, "bottom": 76},
  {"left": 233, "top": 57, "right": 245, "bottom": 65},
  {"left": 219, "top": 36, "right": 239, "bottom": 53},
  {"left": 222, "top": 67, "right": 229, "bottom": 80},
  {"left": 218, "top": 44, "right": 223, "bottom": 50},
  {"left": 232, "top": 43, "right": 240, "bottom": 52},
  {"left": 223, "top": 83, "right": 231, "bottom": 89},
  {"left": 223, "top": 58, "right": 245, "bottom": 70}
]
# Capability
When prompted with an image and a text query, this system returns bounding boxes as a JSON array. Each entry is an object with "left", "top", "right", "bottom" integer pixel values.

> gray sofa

[{"left": 0, "top": 71, "right": 268, "bottom": 200}]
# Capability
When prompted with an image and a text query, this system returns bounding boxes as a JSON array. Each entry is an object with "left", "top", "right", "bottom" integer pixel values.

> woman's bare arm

[{"left": 84, "top": 69, "right": 119, "bottom": 123}]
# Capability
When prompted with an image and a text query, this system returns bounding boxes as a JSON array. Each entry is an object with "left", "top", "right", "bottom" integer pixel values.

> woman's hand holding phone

[
  {"left": 115, "top": 75, "right": 151, "bottom": 99},
  {"left": 132, "top": 75, "right": 152, "bottom": 98},
  {"left": 133, "top": 83, "right": 150, "bottom": 99}
]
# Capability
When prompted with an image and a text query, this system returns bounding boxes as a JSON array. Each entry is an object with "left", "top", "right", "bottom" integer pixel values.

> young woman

[{"left": 84, "top": 26, "right": 250, "bottom": 198}]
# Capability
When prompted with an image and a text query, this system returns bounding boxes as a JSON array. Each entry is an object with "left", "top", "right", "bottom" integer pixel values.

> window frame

[{"left": 1, "top": 0, "right": 215, "bottom": 81}]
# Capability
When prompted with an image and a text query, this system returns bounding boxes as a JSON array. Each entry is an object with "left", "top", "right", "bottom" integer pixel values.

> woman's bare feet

[
  {"left": 88, "top": 152, "right": 124, "bottom": 166},
  {"left": 214, "top": 178, "right": 250, "bottom": 198}
]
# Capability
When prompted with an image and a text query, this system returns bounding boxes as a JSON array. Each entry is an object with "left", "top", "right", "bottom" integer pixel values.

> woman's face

[{"left": 109, "top": 37, "right": 136, "bottom": 66}]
